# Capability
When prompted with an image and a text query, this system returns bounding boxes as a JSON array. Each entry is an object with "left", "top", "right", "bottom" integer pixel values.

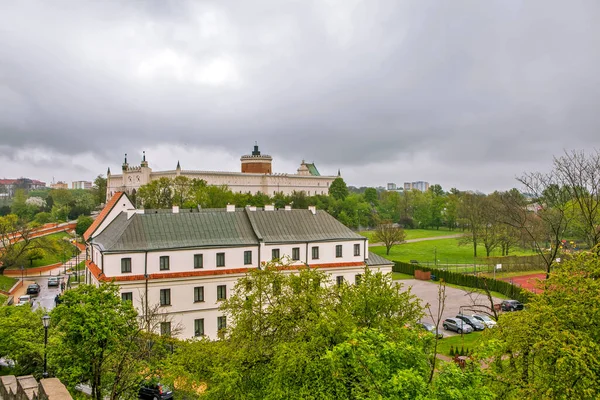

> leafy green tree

[
  {"left": 373, "top": 220, "right": 406, "bottom": 255},
  {"left": 482, "top": 250, "right": 600, "bottom": 399},
  {"left": 0, "top": 215, "right": 56, "bottom": 274},
  {"left": 49, "top": 284, "right": 149, "bottom": 400},
  {"left": 137, "top": 177, "right": 174, "bottom": 208},
  {"left": 363, "top": 187, "right": 378, "bottom": 205},
  {"left": 93, "top": 175, "right": 108, "bottom": 205},
  {"left": 75, "top": 215, "right": 94, "bottom": 236},
  {"left": 329, "top": 177, "right": 349, "bottom": 201},
  {"left": 0, "top": 306, "right": 46, "bottom": 375}
]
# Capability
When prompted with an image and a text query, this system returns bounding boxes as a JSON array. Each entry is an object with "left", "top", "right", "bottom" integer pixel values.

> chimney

[
  {"left": 284, "top": 205, "right": 292, "bottom": 211},
  {"left": 308, "top": 205, "right": 316, "bottom": 215},
  {"left": 264, "top": 204, "right": 275, "bottom": 211},
  {"left": 172, "top": 205, "right": 179, "bottom": 214},
  {"left": 247, "top": 206, "right": 257, "bottom": 211},
  {"left": 226, "top": 204, "right": 235, "bottom": 212}
]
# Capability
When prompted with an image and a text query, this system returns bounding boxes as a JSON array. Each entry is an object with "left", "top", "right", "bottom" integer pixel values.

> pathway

[{"left": 369, "top": 233, "right": 465, "bottom": 247}]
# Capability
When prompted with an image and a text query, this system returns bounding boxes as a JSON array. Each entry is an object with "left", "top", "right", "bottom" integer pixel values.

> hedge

[{"left": 393, "top": 261, "right": 532, "bottom": 303}]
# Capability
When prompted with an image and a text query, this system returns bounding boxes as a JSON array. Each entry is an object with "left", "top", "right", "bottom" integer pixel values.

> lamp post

[
  {"left": 42, "top": 314, "right": 50, "bottom": 378},
  {"left": 20, "top": 265, "right": 24, "bottom": 286}
]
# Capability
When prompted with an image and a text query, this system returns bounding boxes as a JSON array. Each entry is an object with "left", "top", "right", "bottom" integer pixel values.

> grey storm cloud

[{"left": 1, "top": 0, "right": 600, "bottom": 191}]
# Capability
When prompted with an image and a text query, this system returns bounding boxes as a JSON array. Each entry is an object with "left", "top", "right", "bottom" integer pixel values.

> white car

[
  {"left": 15, "top": 295, "right": 33, "bottom": 306},
  {"left": 472, "top": 314, "right": 497, "bottom": 328}
]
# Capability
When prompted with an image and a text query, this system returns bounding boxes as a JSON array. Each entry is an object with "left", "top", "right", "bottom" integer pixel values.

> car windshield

[{"left": 476, "top": 315, "right": 492, "bottom": 322}]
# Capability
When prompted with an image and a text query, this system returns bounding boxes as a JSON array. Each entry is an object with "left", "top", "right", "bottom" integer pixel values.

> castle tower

[{"left": 241, "top": 143, "right": 272, "bottom": 174}]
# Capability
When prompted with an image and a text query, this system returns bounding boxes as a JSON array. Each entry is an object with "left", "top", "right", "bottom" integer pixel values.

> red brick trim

[
  {"left": 3, "top": 263, "right": 63, "bottom": 277},
  {"left": 86, "top": 260, "right": 366, "bottom": 282}
]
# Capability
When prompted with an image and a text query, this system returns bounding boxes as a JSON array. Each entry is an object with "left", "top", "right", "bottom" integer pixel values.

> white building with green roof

[{"left": 84, "top": 193, "right": 393, "bottom": 339}]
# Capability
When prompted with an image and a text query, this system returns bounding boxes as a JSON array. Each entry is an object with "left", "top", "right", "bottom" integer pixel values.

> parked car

[
  {"left": 15, "top": 295, "right": 33, "bottom": 306},
  {"left": 442, "top": 318, "right": 473, "bottom": 334},
  {"left": 26, "top": 283, "right": 40, "bottom": 296},
  {"left": 139, "top": 380, "right": 173, "bottom": 400},
  {"left": 418, "top": 322, "right": 444, "bottom": 339},
  {"left": 472, "top": 314, "right": 497, "bottom": 328},
  {"left": 48, "top": 277, "right": 60, "bottom": 287},
  {"left": 455, "top": 314, "right": 485, "bottom": 331},
  {"left": 501, "top": 300, "right": 524, "bottom": 312}
]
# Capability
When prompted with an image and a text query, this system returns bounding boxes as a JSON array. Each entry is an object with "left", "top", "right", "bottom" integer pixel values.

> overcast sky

[{"left": 1, "top": 1, "right": 599, "bottom": 193}]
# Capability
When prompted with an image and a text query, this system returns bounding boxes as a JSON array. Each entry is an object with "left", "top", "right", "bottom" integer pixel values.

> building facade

[
  {"left": 106, "top": 145, "right": 338, "bottom": 202},
  {"left": 72, "top": 181, "right": 92, "bottom": 190},
  {"left": 403, "top": 181, "right": 430, "bottom": 192},
  {"left": 0, "top": 178, "right": 46, "bottom": 197},
  {"left": 84, "top": 193, "right": 393, "bottom": 339}
]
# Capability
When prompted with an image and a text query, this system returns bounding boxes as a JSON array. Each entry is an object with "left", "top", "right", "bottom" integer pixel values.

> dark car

[
  {"left": 139, "top": 380, "right": 173, "bottom": 400},
  {"left": 501, "top": 300, "right": 524, "bottom": 312},
  {"left": 442, "top": 318, "right": 473, "bottom": 334},
  {"left": 26, "top": 283, "right": 40, "bottom": 296},
  {"left": 455, "top": 314, "right": 485, "bottom": 331},
  {"left": 418, "top": 322, "right": 444, "bottom": 339}
]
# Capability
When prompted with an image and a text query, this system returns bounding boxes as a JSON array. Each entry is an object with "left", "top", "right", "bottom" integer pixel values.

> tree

[
  {"left": 329, "top": 177, "right": 349, "bottom": 201},
  {"left": 0, "top": 306, "right": 46, "bottom": 375},
  {"left": 553, "top": 150, "right": 600, "bottom": 250},
  {"left": 372, "top": 220, "right": 406, "bottom": 255},
  {"left": 0, "top": 215, "right": 56, "bottom": 274},
  {"left": 75, "top": 215, "right": 94, "bottom": 236},
  {"left": 49, "top": 283, "right": 162, "bottom": 400},
  {"left": 93, "top": 175, "right": 107, "bottom": 206},
  {"left": 457, "top": 193, "right": 486, "bottom": 257},
  {"left": 482, "top": 250, "right": 600, "bottom": 399},
  {"left": 363, "top": 187, "right": 378, "bottom": 205}
]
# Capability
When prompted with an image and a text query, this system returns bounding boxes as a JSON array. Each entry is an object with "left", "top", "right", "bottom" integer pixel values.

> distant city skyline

[{"left": 2, "top": 1, "right": 600, "bottom": 193}]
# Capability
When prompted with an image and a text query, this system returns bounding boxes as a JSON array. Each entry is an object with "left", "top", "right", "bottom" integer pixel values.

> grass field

[
  {"left": 436, "top": 331, "right": 486, "bottom": 356},
  {"left": 392, "top": 272, "right": 414, "bottom": 280},
  {"left": 0, "top": 275, "right": 18, "bottom": 292},
  {"left": 371, "top": 238, "right": 536, "bottom": 265},
  {"left": 28, "top": 232, "right": 77, "bottom": 268},
  {"left": 360, "top": 228, "right": 458, "bottom": 242}
]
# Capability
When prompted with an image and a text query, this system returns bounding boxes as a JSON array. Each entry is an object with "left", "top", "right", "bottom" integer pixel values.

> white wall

[
  {"left": 102, "top": 245, "right": 260, "bottom": 277},
  {"left": 261, "top": 240, "right": 365, "bottom": 265}
]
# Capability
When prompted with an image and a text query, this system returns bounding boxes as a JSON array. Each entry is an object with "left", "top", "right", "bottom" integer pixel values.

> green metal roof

[
  {"left": 246, "top": 209, "right": 363, "bottom": 244},
  {"left": 306, "top": 163, "right": 320, "bottom": 176},
  {"left": 366, "top": 252, "right": 394, "bottom": 267},
  {"left": 92, "top": 207, "right": 364, "bottom": 252},
  {"left": 93, "top": 210, "right": 258, "bottom": 252}
]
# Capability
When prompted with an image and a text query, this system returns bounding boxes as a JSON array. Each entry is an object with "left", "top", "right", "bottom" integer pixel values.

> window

[
  {"left": 336, "top": 276, "right": 344, "bottom": 286},
  {"left": 194, "top": 286, "right": 204, "bottom": 302},
  {"left": 194, "top": 254, "right": 203, "bottom": 269},
  {"left": 272, "top": 248, "right": 280, "bottom": 260},
  {"left": 354, "top": 244, "right": 361, "bottom": 256},
  {"left": 194, "top": 319, "right": 204, "bottom": 336},
  {"left": 217, "top": 316, "right": 227, "bottom": 331},
  {"left": 336, "top": 245, "right": 343, "bottom": 258},
  {"left": 121, "top": 292, "right": 133, "bottom": 302},
  {"left": 244, "top": 251, "right": 252, "bottom": 265},
  {"left": 292, "top": 247, "right": 300, "bottom": 261},
  {"left": 216, "top": 253, "right": 225, "bottom": 267},
  {"left": 312, "top": 246, "right": 319, "bottom": 260},
  {"left": 159, "top": 256, "right": 170, "bottom": 271},
  {"left": 121, "top": 258, "right": 131, "bottom": 273},
  {"left": 355, "top": 274, "right": 362, "bottom": 285},
  {"left": 160, "top": 322, "right": 171, "bottom": 336},
  {"left": 160, "top": 289, "right": 171, "bottom": 306},
  {"left": 217, "top": 285, "right": 227, "bottom": 300}
]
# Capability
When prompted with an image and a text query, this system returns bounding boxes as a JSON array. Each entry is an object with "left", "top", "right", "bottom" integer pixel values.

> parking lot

[{"left": 398, "top": 279, "right": 502, "bottom": 336}]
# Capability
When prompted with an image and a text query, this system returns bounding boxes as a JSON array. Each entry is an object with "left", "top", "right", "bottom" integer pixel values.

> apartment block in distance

[
  {"left": 403, "top": 181, "right": 430, "bottom": 192},
  {"left": 84, "top": 193, "right": 393, "bottom": 339}
]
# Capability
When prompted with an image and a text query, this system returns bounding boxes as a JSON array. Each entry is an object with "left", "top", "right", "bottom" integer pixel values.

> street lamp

[
  {"left": 20, "top": 265, "right": 24, "bottom": 286},
  {"left": 42, "top": 314, "right": 50, "bottom": 378}
]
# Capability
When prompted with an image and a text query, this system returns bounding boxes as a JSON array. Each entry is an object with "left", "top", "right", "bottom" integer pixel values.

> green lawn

[
  {"left": 436, "top": 331, "right": 486, "bottom": 357},
  {"left": 28, "top": 232, "right": 78, "bottom": 268},
  {"left": 0, "top": 275, "right": 17, "bottom": 292},
  {"left": 360, "top": 228, "right": 457, "bottom": 242},
  {"left": 392, "top": 272, "right": 414, "bottom": 280},
  {"left": 371, "top": 238, "right": 536, "bottom": 265},
  {"left": 0, "top": 293, "right": 7, "bottom": 305}
]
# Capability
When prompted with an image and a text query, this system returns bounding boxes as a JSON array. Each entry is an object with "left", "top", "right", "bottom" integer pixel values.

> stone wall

[{"left": 0, "top": 376, "right": 71, "bottom": 400}]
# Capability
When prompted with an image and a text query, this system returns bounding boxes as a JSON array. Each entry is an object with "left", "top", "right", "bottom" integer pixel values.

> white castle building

[
  {"left": 84, "top": 192, "right": 393, "bottom": 339},
  {"left": 106, "top": 144, "right": 338, "bottom": 201}
]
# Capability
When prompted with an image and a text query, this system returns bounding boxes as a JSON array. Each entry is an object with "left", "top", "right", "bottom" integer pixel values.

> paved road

[
  {"left": 397, "top": 279, "right": 501, "bottom": 336},
  {"left": 31, "top": 276, "right": 64, "bottom": 311},
  {"left": 369, "top": 233, "right": 465, "bottom": 247}
]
